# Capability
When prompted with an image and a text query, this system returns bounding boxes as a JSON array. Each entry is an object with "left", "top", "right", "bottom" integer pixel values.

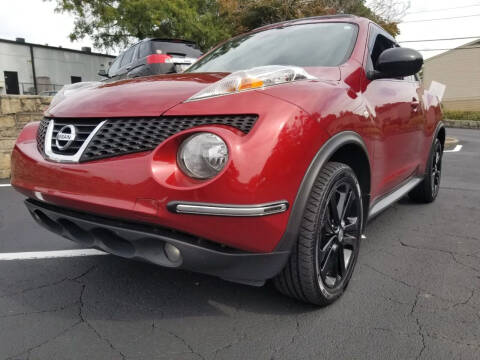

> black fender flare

[
  {"left": 418, "top": 120, "right": 445, "bottom": 177},
  {"left": 433, "top": 120, "right": 446, "bottom": 148},
  {"left": 275, "top": 131, "right": 371, "bottom": 252}
]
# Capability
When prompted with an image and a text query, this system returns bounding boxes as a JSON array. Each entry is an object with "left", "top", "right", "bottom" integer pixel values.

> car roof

[
  {"left": 135, "top": 38, "right": 198, "bottom": 46},
  {"left": 253, "top": 14, "right": 370, "bottom": 32}
]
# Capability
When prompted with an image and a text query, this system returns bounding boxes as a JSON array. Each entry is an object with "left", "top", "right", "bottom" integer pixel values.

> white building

[
  {"left": 0, "top": 37, "right": 115, "bottom": 95},
  {"left": 423, "top": 39, "right": 480, "bottom": 111}
]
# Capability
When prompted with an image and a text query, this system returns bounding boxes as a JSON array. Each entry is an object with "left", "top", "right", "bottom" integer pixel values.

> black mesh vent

[
  {"left": 36, "top": 115, "right": 258, "bottom": 162},
  {"left": 36, "top": 118, "right": 49, "bottom": 155},
  {"left": 81, "top": 115, "right": 258, "bottom": 162}
]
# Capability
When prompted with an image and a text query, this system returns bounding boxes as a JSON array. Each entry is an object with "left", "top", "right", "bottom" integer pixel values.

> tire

[
  {"left": 409, "top": 138, "right": 443, "bottom": 203},
  {"left": 274, "top": 162, "right": 364, "bottom": 306}
]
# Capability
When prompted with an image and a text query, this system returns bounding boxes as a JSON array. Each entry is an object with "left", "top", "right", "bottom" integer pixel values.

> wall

[
  {"left": 423, "top": 46, "right": 480, "bottom": 111},
  {"left": 33, "top": 47, "right": 114, "bottom": 89},
  {"left": 0, "top": 95, "right": 51, "bottom": 179},
  {"left": 0, "top": 40, "right": 115, "bottom": 95},
  {"left": 0, "top": 42, "right": 32, "bottom": 94}
]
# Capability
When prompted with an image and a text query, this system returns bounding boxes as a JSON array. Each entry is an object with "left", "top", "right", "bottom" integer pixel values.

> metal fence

[{"left": 20, "top": 82, "right": 64, "bottom": 95}]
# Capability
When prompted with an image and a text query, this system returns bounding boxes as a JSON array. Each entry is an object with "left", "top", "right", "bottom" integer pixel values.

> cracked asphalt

[{"left": 0, "top": 128, "right": 479, "bottom": 360}]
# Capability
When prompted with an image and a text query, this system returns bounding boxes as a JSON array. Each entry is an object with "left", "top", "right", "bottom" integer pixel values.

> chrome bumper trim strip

[{"left": 168, "top": 201, "right": 289, "bottom": 217}]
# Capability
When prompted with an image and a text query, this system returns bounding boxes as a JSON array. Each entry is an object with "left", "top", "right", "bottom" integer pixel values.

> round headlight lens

[{"left": 178, "top": 133, "right": 229, "bottom": 179}]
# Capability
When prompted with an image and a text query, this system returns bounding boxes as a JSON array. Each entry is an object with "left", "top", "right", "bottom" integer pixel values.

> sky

[
  {"left": 0, "top": 0, "right": 479, "bottom": 59},
  {"left": 0, "top": 0, "right": 103, "bottom": 53},
  {"left": 396, "top": 0, "right": 480, "bottom": 59}
]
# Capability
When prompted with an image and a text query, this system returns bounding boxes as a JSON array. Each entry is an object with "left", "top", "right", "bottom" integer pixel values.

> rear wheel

[
  {"left": 274, "top": 162, "right": 363, "bottom": 306},
  {"left": 409, "top": 138, "right": 443, "bottom": 203}
]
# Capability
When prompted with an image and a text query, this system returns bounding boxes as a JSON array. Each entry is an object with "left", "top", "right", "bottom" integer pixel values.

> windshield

[{"left": 187, "top": 22, "right": 358, "bottom": 73}]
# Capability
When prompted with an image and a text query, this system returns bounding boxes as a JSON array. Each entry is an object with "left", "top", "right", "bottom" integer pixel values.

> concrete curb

[{"left": 444, "top": 119, "right": 480, "bottom": 129}]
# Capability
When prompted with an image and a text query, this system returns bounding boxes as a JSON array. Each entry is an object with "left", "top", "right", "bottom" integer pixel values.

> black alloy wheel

[
  {"left": 317, "top": 180, "right": 361, "bottom": 292},
  {"left": 431, "top": 141, "right": 442, "bottom": 198},
  {"left": 274, "top": 162, "right": 363, "bottom": 306},
  {"left": 409, "top": 137, "right": 443, "bottom": 203}
]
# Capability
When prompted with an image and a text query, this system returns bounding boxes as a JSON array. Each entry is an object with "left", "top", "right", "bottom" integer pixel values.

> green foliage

[
  {"left": 49, "top": 0, "right": 400, "bottom": 52},
  {"left": 50, "top": 0, "right": 231, "bottom": 51},
  {"left": 232, "top": 0, "right": 399, "bottom": 36},
  {"left": 444, "top": 111, "right": 480, "bottom": 121}
]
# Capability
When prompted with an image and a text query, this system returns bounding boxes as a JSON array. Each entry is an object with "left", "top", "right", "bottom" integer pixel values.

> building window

[{"left": 71, "top": 76, "right": 82, "bottom": 84}]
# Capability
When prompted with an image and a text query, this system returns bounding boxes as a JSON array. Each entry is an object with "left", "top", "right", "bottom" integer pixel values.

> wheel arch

[
  {"left": 275, "top": 131, "right": 371, "bottom": 252},
  {"left": 437, "top": 123, "right": 446, "bottom": 149}
]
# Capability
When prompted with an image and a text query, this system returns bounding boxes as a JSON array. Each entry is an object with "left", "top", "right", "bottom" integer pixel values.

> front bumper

[
  {"left": 25, "top": 199, "right": 290, "bottom": 285},
  {"left": 12, "top": 96, "right": 311, "bottom": 253},
  {"left": 11, "top": 125, "right": 293, "bottom": 253}
]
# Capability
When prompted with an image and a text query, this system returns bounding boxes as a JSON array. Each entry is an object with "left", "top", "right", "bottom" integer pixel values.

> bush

[{"left": 444, "top": 111, "right": 480, "bottom": 121}]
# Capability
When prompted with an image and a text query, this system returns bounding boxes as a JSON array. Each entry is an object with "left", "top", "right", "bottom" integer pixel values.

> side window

[
  {"left": 108, "top": 54, "right": 123, "bottom": 76},
  {"left": 370, "top": 34, "right": 396, "bottom": 71},
  {"left": 120, "top": 46, "right": 135, "bottom": 67},
  {"left": 367, "top": 29, "right": 407, "bottom": 80},
  {"left": 138, "top": 41, "right": 151, "bottom": 59},
  {"left": 131, "top": 44, "right": 140, "bottom": 61}
]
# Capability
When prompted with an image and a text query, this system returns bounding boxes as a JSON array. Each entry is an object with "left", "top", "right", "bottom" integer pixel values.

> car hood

[
  {"left": 46, "top": 67, "right": 341, "bottom": 118},
  {"left": 46, "top": 73, "right": 229, "bottom": 118}
]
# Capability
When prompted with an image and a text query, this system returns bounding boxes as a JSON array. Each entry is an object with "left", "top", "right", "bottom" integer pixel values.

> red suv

[{"left": 11, "top": 15, "right": 444, "bottom": 306}]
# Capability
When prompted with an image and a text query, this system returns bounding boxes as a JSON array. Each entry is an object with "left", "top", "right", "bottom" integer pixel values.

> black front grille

[
  {"left": 36, "top": 115, "right": 258, "bottom": 162},
  {"left": 81, "top": 115, "right": 258, "bottom": 161}
]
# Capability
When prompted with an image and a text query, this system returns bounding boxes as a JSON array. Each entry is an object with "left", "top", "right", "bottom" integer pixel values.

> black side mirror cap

[{"left": 369, "top": 47, "right": 423, "bottom": 80}]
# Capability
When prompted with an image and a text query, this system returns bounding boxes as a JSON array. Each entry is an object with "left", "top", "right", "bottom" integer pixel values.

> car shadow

[
  {"left": 74, "top": 257, "right": 321, "bottom": 321},
  {"left": 1, "top": 254, "right": 325, "bottom": 324},
  {"left": 4, "top": 196, "right": 432, "bottom": 323}
]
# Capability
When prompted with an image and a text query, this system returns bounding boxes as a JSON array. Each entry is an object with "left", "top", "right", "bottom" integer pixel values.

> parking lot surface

[{"left": 0, "top": 128, "right": 479, "bottom": 360}]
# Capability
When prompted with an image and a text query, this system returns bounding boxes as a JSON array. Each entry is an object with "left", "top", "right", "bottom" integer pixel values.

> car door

[
  {"left": 116, "top": 46, "right": 136, "bottom": 79},
  {"left": 127, "top": 41, "right": 151, "bottom": 78},
  {"left": 107, "top": 53, "right": 124, "bottom": 79},
  {"left": 125, "top": 43, "right": 146, "bottom": 77},
  {"left": 363, "top": 25, "right": 424, "bottom": 197}
]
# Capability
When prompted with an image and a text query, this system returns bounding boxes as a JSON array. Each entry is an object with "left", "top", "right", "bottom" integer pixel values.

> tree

[
  {"left": 368, "top": 0, "right": 410, "bottom": 22},
  {"left": 49, "top": 0, "right": 232, "bottom": 51},
  {"left": 49, "top": 0, "right": 402, "bottom": 52},
  {"left": 229, "top": 0, "right": 402, "bottom": 36}
]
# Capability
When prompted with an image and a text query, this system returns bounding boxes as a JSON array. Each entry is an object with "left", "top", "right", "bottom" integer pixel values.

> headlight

[
  {"left": 186, "top": 65, "right": 316, "bottom": 102},
  {"left": 177, "top": 133, "right": 228, "bottom": 179}
]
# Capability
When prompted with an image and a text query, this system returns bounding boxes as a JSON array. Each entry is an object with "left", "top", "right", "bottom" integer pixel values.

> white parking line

[
  {"left": 0, "top": 249, "right": 107, "bottom": 261},
  {"left": 445, "top": 144, "right": 463, "bottom": 153},
  {"left": 0, "top": 184, "right": 11, "bottom": 187}
]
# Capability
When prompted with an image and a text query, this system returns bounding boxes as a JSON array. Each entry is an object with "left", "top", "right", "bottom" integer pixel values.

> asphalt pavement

[{"left": 0, "top": 128, "right": 479, "bottom": 360}]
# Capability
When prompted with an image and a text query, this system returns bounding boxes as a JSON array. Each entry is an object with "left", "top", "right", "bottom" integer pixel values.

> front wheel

[
  {"left": 409, "top": 138, "right": 443, "bottom": 203},
  {"left": 274, "top": 162, "right": 363, "bottom": 306}
]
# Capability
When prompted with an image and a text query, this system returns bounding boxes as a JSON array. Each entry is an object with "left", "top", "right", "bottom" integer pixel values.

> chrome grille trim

[{"left": 44, "top": 120, "right": 107, "bottom": 163}]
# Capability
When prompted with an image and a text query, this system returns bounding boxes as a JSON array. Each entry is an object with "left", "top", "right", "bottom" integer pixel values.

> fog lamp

[{"left": 177, "top": 133, "right": 228, "bottom": 179}]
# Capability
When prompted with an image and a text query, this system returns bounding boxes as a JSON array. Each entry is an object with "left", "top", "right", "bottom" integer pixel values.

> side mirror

[
  {"left": 98, "top": 69, "right": 109, "bottom": 78},
  {"left": 369, "top": 47, "right": 423, "bottom": 80}
]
